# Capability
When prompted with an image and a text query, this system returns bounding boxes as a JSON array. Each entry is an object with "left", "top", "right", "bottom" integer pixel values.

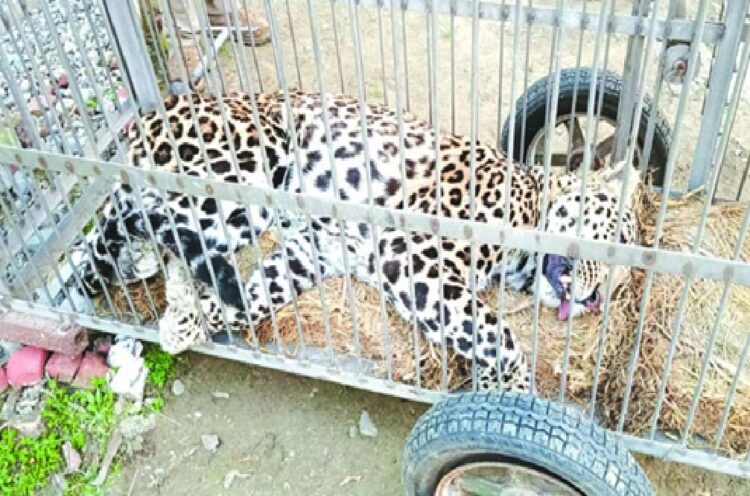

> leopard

[{"left": 73, "top": 89, "right": 640, "bottom": 392}]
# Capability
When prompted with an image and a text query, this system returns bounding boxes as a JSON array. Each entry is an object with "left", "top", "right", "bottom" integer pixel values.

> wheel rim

[
  {"left": 525, "top": 113, "right": 642, "bottom": 172},
  {"left": 436, "top": 461, "right": 581, "bottom": 496}
]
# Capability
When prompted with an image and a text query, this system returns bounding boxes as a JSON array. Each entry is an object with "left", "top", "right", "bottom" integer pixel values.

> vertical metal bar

[
  {"left": 589, "top": 6, "right": 660, "bottom": 415},
  {"left": 620, "top": 0, "right": 712, "bottom": 433},
  {"left": 1, "top": 5, "right": 109, "bottom": 316},
  {"left": 400, "top": 1, "right": 411, "bottom": 111},
  {"left": 61, "top": 0, "right": 161, "bottom": 320},
  {"left": 612, "top": 0, "right": 651, "bottom": 164},
  {"left": 426, "top": 0, "right": 448, "bottom": 392},
  {"left": 377, "top": 0, "right": 389, "bottom": 106},
  {"left": 687, "top": 0, "right": 750, "bottom": 191},
  {"left": 717, "top": 332, "right": 750, "bottom": 449},
  {"left": 505, "top": 0, "right": 534, "bottom": 385},
  {"left": 102, "top": 0, "right": 160, "bottom": 111},
  {"left": 711, "top": 36, "right": 750, "bottom": 202},
  {"left": 737, "top": 154, "right": 750, "bottom": 202},
  {"left": 305, "top": 0, "right": 353, "bottom": 368},
  {"left": 449, "top": 0, "right": 456, "bottom": 135},
  {"left": 494, "top": 2, "right": 507, "bottom": 149},
  {"left": 239, "top": 0, "right": 265, "bottom": 92},
  {"left": 562, "top": 0, "right": 588, "bottom": 172},
  {"left": 388, "top": 0, "right": 425, "bottom": 387},
  {"left": 518, "top": 0, "right": 533, "bottom": 164},
  {"left": 348, "top": 0, "right": 395, "bottom": 383},
  {"left": 284, "top": 0, "right": 303, "bottom": 89},
  {"left": 158, "top": 0, "right": 276, "bottom": 348},
  {"left": 330, "top": 0, "right": 346, "bottom": 94}
]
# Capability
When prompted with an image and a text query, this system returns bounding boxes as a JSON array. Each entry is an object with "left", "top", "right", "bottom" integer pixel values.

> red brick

[
  {"left": 71, "top": 352, "right": 109, "bottom": 389},
  {"left": 6, "top": 346, "right": 47, "bottom": 388},
  {"left": 45, "top": 352, "right": 83, "bottom": 383}
]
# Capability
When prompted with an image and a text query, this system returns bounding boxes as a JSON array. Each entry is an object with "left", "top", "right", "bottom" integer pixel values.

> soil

[{"left": 106, "top": 353, "right": 750, "bottom": 496}]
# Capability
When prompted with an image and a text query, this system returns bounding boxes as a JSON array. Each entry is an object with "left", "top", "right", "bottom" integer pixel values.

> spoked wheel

[
  {"left": 500, "top": 67, "right": 672, "bottom": 186},
  {"left": 525, "top": 113, "right": 636, "bottom": 174},
  {"left": 436, "top": 461, "right": 580, "bottom": 496},
  {"left": 402, "top": 393, "right": 653, "bottom": 496}
]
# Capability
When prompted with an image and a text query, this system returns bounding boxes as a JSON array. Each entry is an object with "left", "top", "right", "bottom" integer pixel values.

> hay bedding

[{"left": 95, "top": 191, "right": 750, "bottom": 455}]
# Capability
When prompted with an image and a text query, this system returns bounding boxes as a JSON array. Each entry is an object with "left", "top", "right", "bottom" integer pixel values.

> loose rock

[
  {"left": 201, "top": 434, "right": 220, "bottom": 452},
  {"left": 171, "top": 379, "right": 185, "bottom": 396},
  {"left": 358, "top": 410, "right": 378, "bottom": 437},
  {"left": 62, "top": 442, "right": 81, "bottom": 474}
]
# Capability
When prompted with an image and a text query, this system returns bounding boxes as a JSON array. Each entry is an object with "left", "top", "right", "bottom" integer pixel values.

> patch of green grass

[
  {"left": 143, "top": 346, "right": 178, "bottom": 390},
  {"left": 0, "top": 378, "right": 117, "bottom": 496},
  {"left": 143, "top": 346, "right": 180, "bottom": 413}
]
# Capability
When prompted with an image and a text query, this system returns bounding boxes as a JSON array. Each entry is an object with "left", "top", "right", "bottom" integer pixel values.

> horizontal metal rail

[
  {"left": 0, "top": 108, "right": 132, "bottom": 260},
  {"left": 332, "top": 0, "right": 747, "bottom": 44},
  {"left": 3, "top": 145, "right": 749, "bottom": 287},
  {"left": 4, "top": 291, "right": 750, "bottom": 477},
  {"left": 0, "top": 296, "right": 445, "bottom": 405}
]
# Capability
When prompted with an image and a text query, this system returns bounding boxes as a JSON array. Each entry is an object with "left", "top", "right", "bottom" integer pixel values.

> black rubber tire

[
  {"left": 402, "top": 392, "right": 653, "bottom": 496},
  {"left": 500, "top": 67, "right": 672, "bottom": 187}
]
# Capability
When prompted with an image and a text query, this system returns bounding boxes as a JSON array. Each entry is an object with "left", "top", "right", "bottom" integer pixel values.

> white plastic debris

[
  {"left": 107, "top": 338, "right": 147, "bottom": 401},
  {"left": 107, "top": 338, "right": 142, "bottom": 368},
  {"left": 108, "top": 356, "right": 147, "bottom": 401}
]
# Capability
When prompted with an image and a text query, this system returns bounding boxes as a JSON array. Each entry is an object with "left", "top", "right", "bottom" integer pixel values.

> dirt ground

[
  {"left": 106, "top": 354, "right": 750, "bottom": 496},
  {"left": 170, "top": 0, "right": 749, "bottom": 199}
]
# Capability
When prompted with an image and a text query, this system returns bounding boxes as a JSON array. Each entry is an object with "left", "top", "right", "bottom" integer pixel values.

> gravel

[
  {"left": 0, "top": 0, "right": 128, "bottom": 156},
  {"left": 0, "top": 0, "right": 133, "bottom": 288}
]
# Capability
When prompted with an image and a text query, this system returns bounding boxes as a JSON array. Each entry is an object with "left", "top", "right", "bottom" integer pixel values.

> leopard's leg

[
  {"left": 159, "top": 220, "right": 347, "bottom": 353},
  {"left": 376, "top": 232, "right": 530, "bottom": 392},
  {"left": 242, "top": 227, "right": 344, "bottom": 324},
  {"left": 158, "top": 256, "right": 249, "bottom": 354}
]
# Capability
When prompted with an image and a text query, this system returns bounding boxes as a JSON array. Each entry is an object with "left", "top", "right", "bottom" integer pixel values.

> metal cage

[{"left": 1, "top": 0, "right": 750, "bottom": 479}]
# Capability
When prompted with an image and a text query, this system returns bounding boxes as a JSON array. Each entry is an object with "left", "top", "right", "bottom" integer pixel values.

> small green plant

[
  {"left": 143, "top": 346, "right": 178, "bottom": 390},
  {"left": 84, "top": 96, "right": 99, "bottom": 110},
  {"left": 0, "top": 379, "right": 117, "bottom": 496}
]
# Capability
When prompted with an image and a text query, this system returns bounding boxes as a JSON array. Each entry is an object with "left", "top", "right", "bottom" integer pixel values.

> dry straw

[{"left": 99, "top": 191, "right": 750, "bottom": 455}]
